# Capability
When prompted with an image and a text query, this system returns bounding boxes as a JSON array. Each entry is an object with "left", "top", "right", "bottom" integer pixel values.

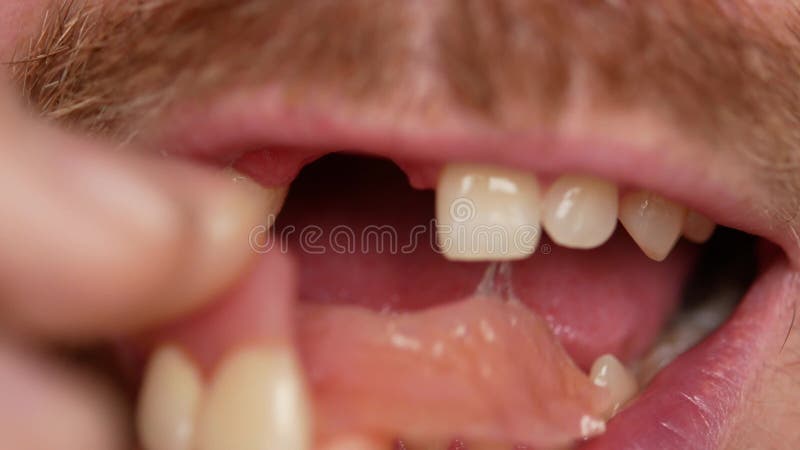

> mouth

[{"left": 127, "top": 90, "right": 800, "bottom": 450}]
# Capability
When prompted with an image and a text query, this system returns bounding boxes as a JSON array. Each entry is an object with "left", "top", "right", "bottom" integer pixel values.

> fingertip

[{"left": 0, "top": 131, "right": 274, "bottom": 338}]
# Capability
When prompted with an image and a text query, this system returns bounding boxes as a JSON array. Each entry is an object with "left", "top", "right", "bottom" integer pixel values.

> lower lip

[{"left": 581, "top": 257, "right": 798, "bottom": 449}]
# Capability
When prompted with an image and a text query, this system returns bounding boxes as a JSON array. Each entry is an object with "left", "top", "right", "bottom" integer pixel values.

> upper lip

[{"left": 147, "top": 86, "right": 798, "bottom": 265}]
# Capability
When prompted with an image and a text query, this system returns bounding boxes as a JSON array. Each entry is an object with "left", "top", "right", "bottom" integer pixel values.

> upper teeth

[
  {"left": 226, "top": 168, "right": 287, "bottom": 228},
  {"left": 436, "top": 163, "right": 543, "bottom": 261},
  {"left": 542, "top": 175, "right": 619, "bottom": 249},
  {"left": 618, "top": 190, "right": 686, "bottom": 262},
  {"left": 436, "top": 164, "right": 715, "bottom": 262},
  {"left": 682, "top": 210, "right": 716, "bottom": 244}
]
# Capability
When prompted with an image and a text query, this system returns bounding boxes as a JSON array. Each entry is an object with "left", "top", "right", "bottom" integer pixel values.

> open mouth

[{"left": 121, "top": 93, "right": 800, "bottom": 450}]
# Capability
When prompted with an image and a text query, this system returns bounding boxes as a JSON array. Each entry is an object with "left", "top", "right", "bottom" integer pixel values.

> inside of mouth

[
  {"left": 278, "top": 153, "right": 716, "bottom": 367},
  {"left": 136, "top": 152, "right": 760, "bottom": 449},
  {"left": 278, "top": 153, "right": 753, "bottom": 445}
]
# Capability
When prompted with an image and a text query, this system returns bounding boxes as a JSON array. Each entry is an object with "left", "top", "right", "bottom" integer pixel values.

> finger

[
  {"left": 0, "top": 89, "right": 270, "bottom": 339},
  {"left": 0, "top": 339, "right": 128, "bottom": 450}
]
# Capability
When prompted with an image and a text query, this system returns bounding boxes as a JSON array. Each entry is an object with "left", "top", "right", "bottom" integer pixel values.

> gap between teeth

[{"left": 228, "top": 163, "right": 717, "bottom": 262}]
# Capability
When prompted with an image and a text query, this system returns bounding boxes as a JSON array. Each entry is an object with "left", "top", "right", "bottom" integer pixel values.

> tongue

[
  {"left": 279, "top": 155, "right": 696, "bottom": 369},
  {"left": 139, "top": 251, "right": 608, "bottom": 448},
  {"left": 299, "top": 297, "right": 608, "bottom": 447}
]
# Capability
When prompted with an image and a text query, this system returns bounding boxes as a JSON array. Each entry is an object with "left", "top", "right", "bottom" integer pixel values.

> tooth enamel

[
  {"left": 226, "top": 167, "right": 288, "bottom": 226},
  {"left": 589, "top": 354, "right": 638, "bottom": 418},
  {"left": 137, "top": 345, "right": 203, "bottom": 450},
  {"left": 619, "top": 191, "right": 686, "bottom": 261},
  {"left": 196, "top": 347, "right": 311, "bottom": 450},
  {"left": 542, "top": 175, "right": 618, "bottom": 249},
  {"left": 436, "top": 163, "right": 542, "bottom": 261},
  {"left": 580, "top": 415, "right": 607, "bottom": 439},
  {"left": 682, "top": 210, "right": 715, "bottom": 243}
]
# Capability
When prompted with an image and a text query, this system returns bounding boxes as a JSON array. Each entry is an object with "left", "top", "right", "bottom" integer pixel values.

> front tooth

[
  {"left": 137, "top": 345, "right": 203, "bottom": 450},
  {"left": 590, "top": 354, "right": 638, "bottom": 418},
  {"left": 682, "top": 210, "right": 715, "bottom": 243},
  {"left": 619, "top": 191, "right": 686, "bottom": 261},
  {"left": 196, "top": 346, "right": 311, "bottom": 450},
  {"left": 436, "top": 163, "right": 541, "bottom": 261},
  {"left": 542, "top": 175, "right": 618, "bottom": 249}
]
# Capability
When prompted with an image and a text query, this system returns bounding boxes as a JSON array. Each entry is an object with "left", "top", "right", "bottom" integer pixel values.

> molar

[{"left": 683, "top": 210, "right": 716, "bottom": 244}]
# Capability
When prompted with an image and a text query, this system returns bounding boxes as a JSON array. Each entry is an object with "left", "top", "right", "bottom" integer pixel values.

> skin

[{"left": 0, "top": 1, "right": 798, "bottom": 449}]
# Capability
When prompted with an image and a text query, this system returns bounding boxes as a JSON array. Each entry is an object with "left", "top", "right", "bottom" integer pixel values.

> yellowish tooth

[
  {"left": 226, "top": 168, "right": 288, "bottom": 252},
  {"left": 225, "top": 167, "right": 287, "bottom": 226},
  {"left": 196, "top": 347, "right": 311, "bottom": 450},
  {"left": 590, "top": 354, "right": 639, "bottom": 418},
  {"left": 619, "top": 191, "right": 686, "bottom": 261},
  {"left": 542, "top": 175, "right": 618, "bottom": 249},
  {"left": 137, "top": 345, "right": 203, "bottom": 450},
  {"left": 436, "top": 163, "right": 542, "bottom": 261},
  {"left": 682, "top": 210, "right": 715, "bottom": 244}
]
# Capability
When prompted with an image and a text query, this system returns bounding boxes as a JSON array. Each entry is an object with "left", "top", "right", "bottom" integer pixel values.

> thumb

[{"left": 0, "top": 88, "right": 276, "bottom": 339}]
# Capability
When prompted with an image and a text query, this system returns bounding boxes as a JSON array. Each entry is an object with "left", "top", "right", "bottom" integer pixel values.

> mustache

[{"left": 7, "top": 0, "right": 800, "bottom": 210}]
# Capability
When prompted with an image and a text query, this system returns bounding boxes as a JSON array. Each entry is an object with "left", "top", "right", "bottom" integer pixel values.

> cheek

[
  {"left": 725, "top": 329, "right": 800, "bottom": 448},
  {"left": 722, "top": 0, "right": 800, "bottom": 43},
  {"left": 0, "top": 0, "right": 48, "bottom": 64}
]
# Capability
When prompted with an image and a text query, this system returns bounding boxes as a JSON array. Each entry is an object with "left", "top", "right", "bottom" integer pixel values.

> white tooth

[
  {"left": 542, "top": 175, "right": 618, "bottom": 249},
  {"left": 580, "top": 415, "right": 607, "bottom": 439},
  {"left": 196, "top": 347, "right": 311, "bottom": 450},
  {"left": 137, "top": 345, "right": 203, "bottom": 450},
  {"left": 682, "top": 210, "right": 715, "bottom": 244},
  {"left": 619, "top": 191, "right": 686, "bottom": 261},
  {"left": 436, "top": 163, "right": 541, "bottom": 261},
  {"left": 590, "top": 354, "right": 638, "bottom": 418}
]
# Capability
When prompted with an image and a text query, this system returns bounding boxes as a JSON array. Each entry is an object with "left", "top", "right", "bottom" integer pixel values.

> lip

[
  {"left": 150, "top": 86, "right": 800, "bottom": 266},
  {"left": 581, "top": 258, "right": 799, "bottom": 450},
  {"left": 143, "top": 86, "right": 800, "bottom": 449}
]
